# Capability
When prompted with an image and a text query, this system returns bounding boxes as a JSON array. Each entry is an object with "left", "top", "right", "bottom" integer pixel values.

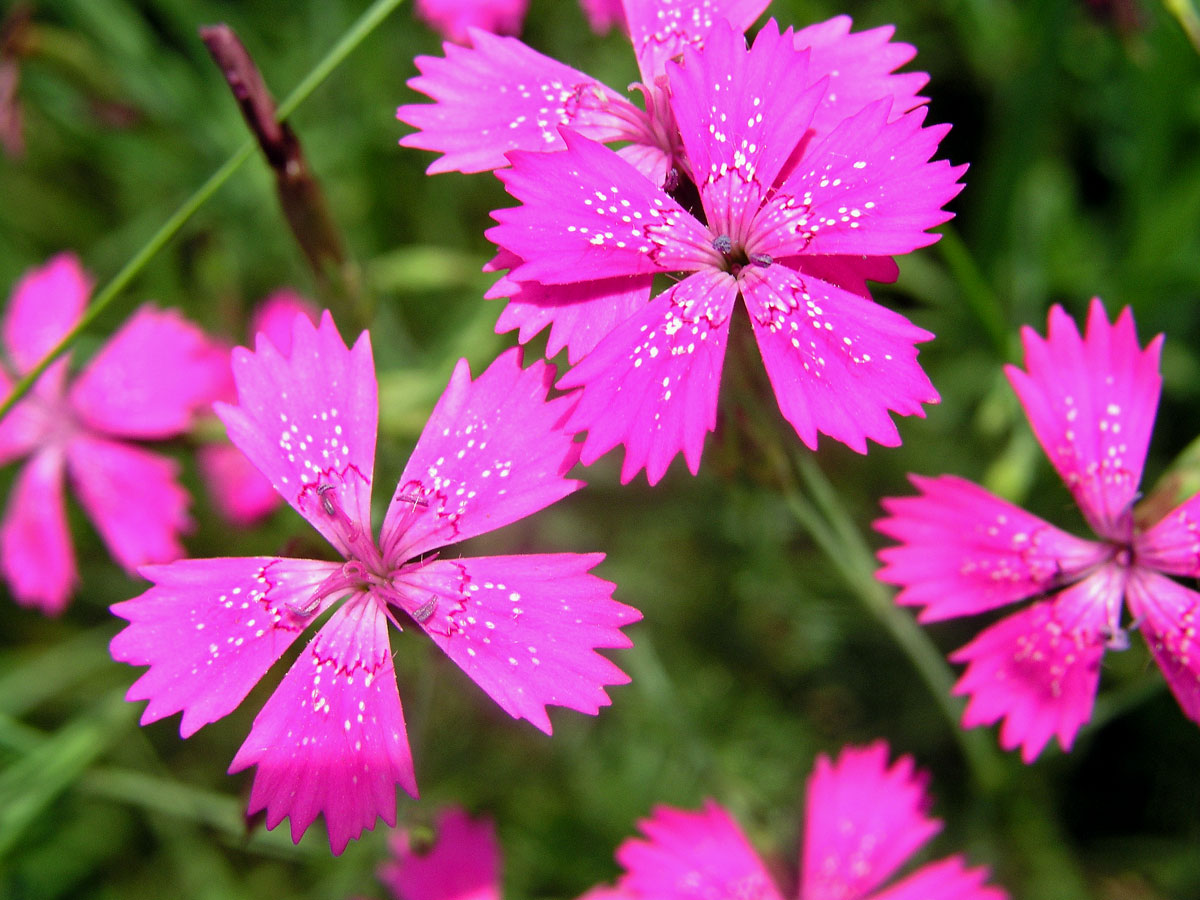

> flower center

[{"left": 711, "top": 234, "right": 772, "bottom": 275}]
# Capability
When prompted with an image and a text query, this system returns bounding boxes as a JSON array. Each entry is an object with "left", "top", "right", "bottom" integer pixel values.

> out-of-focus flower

[
  {"left": 414, "top": 0, "right": 530, "bottom": 43},
  {"left": 197, "top": 289, "right": 319, "bottom": 526},
  {"left": 0, "top": 253, "right": 225, "bottom": 614},
  {"left": 878, "top": 300, "right": 1200, "bottom": 762},
  {"left": 111, "top": 312, "right": 639, "bottom": 853},
  {"left": 379, "top": 807, "right": 501, "bottom": 900}
]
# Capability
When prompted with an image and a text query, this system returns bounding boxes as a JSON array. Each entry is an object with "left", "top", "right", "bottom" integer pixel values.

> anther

[
  {"left": 316, "top": 483, "right": 336, "bottom": 516},
  {"left": 749, "top": 252, "right": 773, "bottom": 267},
  {"left": 662, "top": 167, "right": 680, "bottom": 193},
  {"left": 286, "top": 594, "right": 321, "bottom": 618},
  {"left": 712, "top": 235, "right": 733, "bottom": 255},
  {"left": 412, "top": 596, "right": 438, "bottom": 624},
  {"left": 395, "top": 491, "right": 428, "bottom": 509}
]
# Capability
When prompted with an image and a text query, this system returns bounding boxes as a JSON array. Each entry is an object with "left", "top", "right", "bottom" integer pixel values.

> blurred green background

[{"left": 2, "top": 0, "right": 1200, "bottom": 897}]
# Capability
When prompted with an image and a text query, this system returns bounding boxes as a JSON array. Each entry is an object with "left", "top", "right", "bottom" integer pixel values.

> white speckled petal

[
  {"left": 488, "top": 130, "right": 715, "bottom": 286},
  {"left": 392, "top": 554, "right": 638, "bottom": 734},
  {"left": 229, "top": 597, "right": 416, "bottom": 855},
  {"left": 110, "top": 556, "right": 341, "bottom": 738},
  {"left": 216, "top": 311, "right": 377, "bottom": 558},
  {"left": 741, "top": 264, "right": 938, "bottom": 453},
  {"left": 1126, "top": 568, "right": 1200, "bottom": 725},
  {"left": 1007, "top": 300, "right": 1162, "bottom": 541},
  {"left": 381, "top": 348, "right": 582, "bottom": 563},
  {"left": 557, "top": 270, "right": 738, "bottom": 485},
  {"left": 398, "top": 28, "right": 639, "bottom": 174},
  {"left": 625, "top": 0, "right": 770, "bottom": 85}
]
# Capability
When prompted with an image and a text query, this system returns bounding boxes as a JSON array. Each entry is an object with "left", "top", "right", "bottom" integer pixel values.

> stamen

[
  {"left": 749, "top": 252, "right": 773, "bottom": 267},
  {"left": 712, "top": 235, "right": 733, "bottom": 255},
  {"left": 316, "top": 483, "right": 336, "bottom": 516},
  {"left": 412, "top": 596, "right": 438, "bottom": 623}
]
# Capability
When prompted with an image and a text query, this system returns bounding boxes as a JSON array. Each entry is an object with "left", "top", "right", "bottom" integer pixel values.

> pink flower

[
  {"left": 0, "top": 253, "right": 225, "bottom": 614},
  {"left": 487, "top": 20, "right": 962, "bottom": 483},
  {"left": 597, "top": 742, "right": 1005, "bottom": 900},
  {"left": 109, "top": 312, "right": 639, "bottom": 854},
  {"left": 578, "top": 0, "right": 626, "bottom": 34},
  {"left": 197, "top": 289, "right": 320, "bottom": 526},
  {"left": 876, "top": 300, "right": 1200, "bottom": 762},
  {"left": 379, "top": 807, "right": 501, "bottom": 900},
  {"left": 415, "top": 0, "right": 530, "bottom": 43},
  {"left": 399, "top": 3, "right": 926, "bottom": 189}
]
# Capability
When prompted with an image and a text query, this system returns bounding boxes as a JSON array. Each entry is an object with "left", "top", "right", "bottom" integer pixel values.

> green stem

[
  {"left": 1165, "top": 0, "right": 1200, "bottom": 53},
  {"left": 935, "top": 224, "right": 1012, "bottom": 359},
  {"left": 0, "top": 0, "right": 408, "bottom": 423}
]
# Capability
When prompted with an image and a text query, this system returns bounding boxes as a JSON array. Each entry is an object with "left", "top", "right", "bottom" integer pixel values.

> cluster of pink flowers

[
  {"left": 376, "top": 744, "right": 1006, "bottom": 900},
  {"left": 414, "top": 0, "right": 625, "bottom": 44}
]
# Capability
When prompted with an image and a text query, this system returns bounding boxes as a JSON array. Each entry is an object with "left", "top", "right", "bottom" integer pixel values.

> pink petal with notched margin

[
  {"left": 230, "top": 597, "right": 417, "bottom": 855},
  {"left": 379, "top": 806, "right": 501, "bottom": 900},
  {"left": 579, "top": 0, "right": 625, "bottom": 34},
  {"left": 1007, "top": 301, "right": 1161, "bottom": 541},
  {"left": 197, "top": 442, "right": 282, "bottom": 526},
  {"left": 381, "top": 348, "right": 582, "bottom": 562},
  {"left": 489, "top": 130, "right": 714, "bottom": 286},
  {"left": 615, "top": 800, "right": 784, "bottom": 900},
  {"left": 393, "top": 554, "right": 638, "bottom": 733},
  {"left": 764, "top": 102, "right": 964, "bottom": 260},
  {"left": 668, "top": 19, "right": 823, "bottom": 225},
  {"left": 217, "top": 312, "right": 377, "bottom": 558},
  {"left": 65, "top": 434, "right": 189, "bottom": 573},
  {"left": 625, "top": 0, "right": 770, "bottom": 86},
  {"left": 741, "top": 264, "right": 937, "bottom": 454},
  {"left": 951, "top": 570, "right": 1118, "bottom": 763},
  {"left": 3, "top": 252, "right": 90, "bottom": 376},
  {"left": 69, "top": 305, "right": 229, "bottom": 440},
  {"left": 250, "top": 289, "right": 319, "bottom": 358},
  {"left": 1, "top": 448, "right": 76, "bottom": 614},
  {"left": 414, "top": 0, "right": 529, "bottom": 43},
  {"left": 398, "top": 28, "right": 637, "bottom": 175},
  {"left": 794, "top": 254, "right": 900, "bottom": 293},
  {"left": 868, "top": 856, "right": 1009, "bottom": 900},
  {"left": 486, "top": 248, "right": 652, "bottom": 365},
  {"left": 875, "top": 474, "right": 1106, "bottom": 622},
  {"left": 1137, "top": 492, "right": 1200, "bottom": 577},
  {"left": 794, "top": 16, "right": 928, "bottom": 145},
  {"left": 1125, "top": 568, "right": 1200, "bottom": 724},
  {"left": 109, "top": 556, "right": 341, "bottom": 737},
  {"left": 801, "top": 742, "right": 940, "bottom": 900},
  {"left": 558, "top": 271, "right": 738, "bottom": 485}
]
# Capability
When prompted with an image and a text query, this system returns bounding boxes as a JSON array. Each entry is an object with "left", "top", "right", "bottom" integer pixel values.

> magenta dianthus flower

[
  {"left": 0, "top": 253, "right": 225, "bottom": 614},
  {"left": 590, "top": 742, "right": 1005, "bottom": 900},
  {"left": 197, "top": 289, "right": 320, "bottom": 526},
  {"left": 876, "top": 300, "right": 1200, "bottom": 762},
  {"left": 379, "top": 806, "right": 500, "bottom": 900},
  {"left": 487, "top": 20, "right": 963, "bottom": 483},
  {"left": 110, "top": 312, "right": 639, "bottom": 853}
]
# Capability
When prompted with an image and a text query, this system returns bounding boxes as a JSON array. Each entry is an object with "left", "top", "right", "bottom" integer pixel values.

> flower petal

[
  {"left": 378, "top": 806, "right": 502, "bottom": 900},
  {"left": 68, "top": 305, "right": 229, "bottom": 440},
  {"left": 1007, "top": 300, "right": 1162, "bottom": 540},
  {"left": 766, "top": 102, "right": 964, "bottom": 259},
  {"left": 3, "top": 252, "right": 90, "bottom": 375},
  {"left": 487, "top": 249, "right": 653, "bottom": 365},
  {"left": 382, "top": 348, "right": 582, "bottom": 562},
  {"left": 414, "top": 0, "right": 528, "bottom": 43},
  {"left": 614, "top": 800, "right": 784, "bottom": 900},
  {"left": 0, "top": 449, "right": 76, "bottom": 614},
  {"left": 867, "top": 856, "right": 1009, "bottom": 900},
  {"left": 876, "top": 474, "right": 1106, "bottom": 622},
  {"left": 794, "top": 16, "right": 928, "bottom": 144},
  {"left": 741, "top": 264, "right": 938, "bottom": 453},
  {"left": 1125, "top": 568, "right": 1200, "bottom": 724},
  {"left": 65, "top": 434, "right": 190, "bottom": 573},
  {"left": 557, "top": 271, "right": 738, "bottom": 485},
  {"left": 580, "top": 0, "right": 625, "bottom": 35},
  {"left": 398, "top": 28, "right": 637, "bottom": 174},
  {"left": 249, "top": 289, "right": 319, "bottom": 357},
  {"left": 393, "top": 554, "right": 638, "bottom": 734},
  {"left": 625, "top": 0, "right": 770, "bottom": 85},
  {"left": 197, "top": 442, "right": 283, "bottom": 526},
  {"left": 109, "top": 556, "right": 341, "bottom": 737},
  {"left": 216, "top": 311, "right": 377, "bottom": 558},
  {"left": 0, "top": 367, "right": 46, "bottom": 467},
  {"left": 488, "top": 129, "right": 713, "bottom": 286},
  {"left": 668, "top": 19, "right": 823, "bottom": 224},
  {"left": 951, "top": 573, "right": 1117, "bottom": 763},
  {"left": 230, "top": 597, "right": 417, "bottom": 855},
  {"left": 801, "top": 742, "right": 940, "bottom": 900}
]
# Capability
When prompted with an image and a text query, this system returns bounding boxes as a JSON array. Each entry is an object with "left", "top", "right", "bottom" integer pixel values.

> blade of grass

[{"left": 0, "top": 0, "right": 408, "bottom": 422}]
